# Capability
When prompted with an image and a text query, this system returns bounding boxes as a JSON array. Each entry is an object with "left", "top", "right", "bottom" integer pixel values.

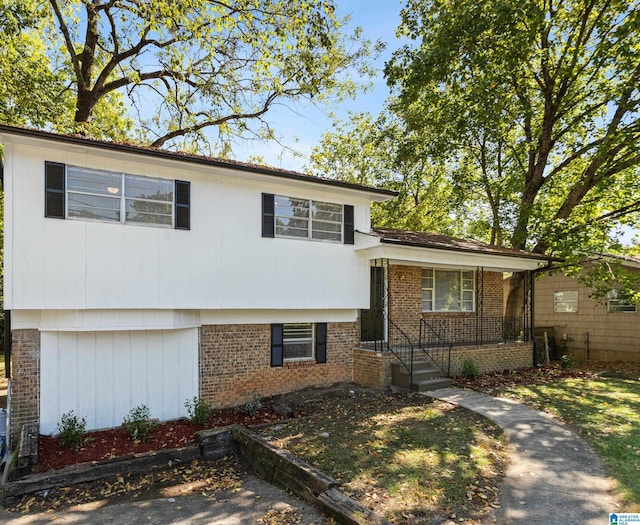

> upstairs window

[
  {"left": 554, "top": 290, "right": 578, "bottom": 313},
  {"left": 422, "top": 268, "right": 475, "bottom": 312},
  {"left": 607, "top": 290, "right": 637, "bottom": 313},
  {"left": 45, "top": 162, "right": 190, "bottom": 229},
  {"left": 274, "top": 195, "right": 343, "bottom": 242}
]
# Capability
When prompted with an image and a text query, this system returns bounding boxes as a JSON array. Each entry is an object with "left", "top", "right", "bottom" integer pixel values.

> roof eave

[
  {"left": 378, "top": 238, "right": 556, "bottom": 263},
  {"left": 0, "top": 124, "right": 398, "bottom": 200}
]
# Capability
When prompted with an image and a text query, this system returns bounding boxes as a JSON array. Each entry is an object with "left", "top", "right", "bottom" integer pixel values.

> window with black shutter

[
  {"left": 343, "top": 205, "right": 354, "bottom": 245},
  {"left": 262, "top": 193, "right": 275, "bottom": 237},
  {"left": 315, "top": 323, "right": 327, "bottom": 364},
  {"left": 45, "top": 161, "right": 66, "bottom": 219},
  {"left": 175, "top": 180, "right": 190, "bottom": 230},
  {"left": 271, "top": 324, "right": 284, "bottom": 367},
  {"left": 44, "top": 161, "right": 190, "bottom": 229}
]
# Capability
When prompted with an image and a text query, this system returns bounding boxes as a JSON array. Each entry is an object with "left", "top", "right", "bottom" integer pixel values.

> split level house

[
  {"left": 1, "top": 125, "right": 552, "bottom": 448},
  {"left": 534, "top": 254, "right": 640, "bottom": 363}
]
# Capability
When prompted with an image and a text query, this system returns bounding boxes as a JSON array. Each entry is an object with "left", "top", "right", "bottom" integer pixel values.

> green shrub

[
  {"left": 460, "top": 359, "right": 480, "bottom": 379},
  {"left": 560, "top": 353, "right": 576, "bottom": 370},
  {"left": 185, "top": 396, "right": 211, "bottom": 425},
  {"left": 57, "top": 411, "right": 87, "bottom": 450},
  {"left": 123, "top": 405, "right": 156, "bottom": 442},
  {"left": 243, "top": 390, "right": 263, "bottom": 416}
]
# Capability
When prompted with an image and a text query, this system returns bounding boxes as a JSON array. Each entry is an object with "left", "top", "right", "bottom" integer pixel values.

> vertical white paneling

[
  {"left": 75, "top": 333, "right": 97, "bottom": 428},
  {"left": 39, "top": 333, "right": 60, "bottom": 434},
  {"left": 39, "top": 329, "right": 198, "bottom": 435},
  {"left": 94, "top": 332, "right": 115, "bottom": 428},
  {"left": 111, "top": 331, "right": 133, "bottom": 426},
  {"left": 6, "top": 141, "right": 375, "bottom": 311},
  {"left": 57, "top": 334, "right": 78, "bottom": 416}
]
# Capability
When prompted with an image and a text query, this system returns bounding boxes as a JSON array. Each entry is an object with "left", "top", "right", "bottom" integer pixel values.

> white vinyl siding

[
  {"left": 554, "top": 290, "right": 579, "bottom": 312},
  {"left": 274, "top": 195, "right": 343, "bottom": 242},
  {"left": 283, "top": 323, "right": 314, "bottom": 360},
  {"left": 422, "top": 268, "right": 475, "bottom": 312},
  {"left": 67, "top": 166, "right": 173, "bottom": 227}
]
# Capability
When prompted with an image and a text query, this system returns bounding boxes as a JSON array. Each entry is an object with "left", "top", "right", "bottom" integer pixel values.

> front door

[{"left": 360, "top": 266, "right": 385, "bottom": 341}]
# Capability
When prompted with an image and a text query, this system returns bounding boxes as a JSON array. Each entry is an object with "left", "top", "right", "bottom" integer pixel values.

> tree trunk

[
  {"left": 74, "top": 89, "right": 96, "bottom": 124},
  {"left": 505, "top": 272, "right": 526, "bottom": 322}
]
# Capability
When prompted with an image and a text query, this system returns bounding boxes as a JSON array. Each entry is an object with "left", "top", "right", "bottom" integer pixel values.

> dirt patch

[{"left": 453, "top": 361, "right": 640, "bottom": 393}]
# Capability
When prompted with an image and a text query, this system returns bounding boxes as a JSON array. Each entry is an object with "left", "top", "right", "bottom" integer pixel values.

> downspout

[{"left": 529, "top": 270, "right": 536, "bottom": 367}]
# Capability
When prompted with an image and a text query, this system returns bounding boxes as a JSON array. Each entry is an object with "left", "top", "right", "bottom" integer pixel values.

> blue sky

[{"left": 234, "top": 0, "right": 403, "bottom": 171}]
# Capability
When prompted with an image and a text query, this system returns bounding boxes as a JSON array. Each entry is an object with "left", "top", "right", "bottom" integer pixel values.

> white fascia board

[
  {"left": 11, "top": 309, "right": 202, "bottom": 331},
  {"left": 0, "top": 131, "right": 394, "bottom": 203},
  {"left": 354, "top": 230, "right": 383, "bottom": 250},
  {"left": 199, "top": 309, "right": 358, "bottom": 325},
  {"left": 11, "top": 308, "right": 359, "bottom": 330},
  {"left": 362, "top": 244, "right": 545, "bottom": 272}
]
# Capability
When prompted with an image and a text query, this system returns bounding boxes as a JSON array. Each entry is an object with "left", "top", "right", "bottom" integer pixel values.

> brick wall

[
  {"left": 388, "top": 264, "right": 506, "bottom": 342},
  {"left": 449, "top": 343, "right": 533, "bottom": 376},
  {"left": 9, "top": 330, "right": 40, "bottom": 448},
  {"left": 353, "top": 348, "right": 398, "bottom": 389},
  {"left": 388, "top": 265, "right": 422, "bottom": 341},
  {"left": 199, "top": 322, "right": 358, "bottom": 408}
]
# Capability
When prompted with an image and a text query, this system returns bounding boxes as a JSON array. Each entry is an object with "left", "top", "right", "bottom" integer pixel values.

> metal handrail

[
  {"left": 385, "top": 318, "right": 415, "bottom": 388},
  {"left": 419, "top": 318, "right": 452, "bottom": 376}
]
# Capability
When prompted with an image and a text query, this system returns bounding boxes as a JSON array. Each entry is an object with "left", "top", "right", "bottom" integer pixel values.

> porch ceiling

[{"left": 355, "top": 231, "right": 549, "bottom": 272}]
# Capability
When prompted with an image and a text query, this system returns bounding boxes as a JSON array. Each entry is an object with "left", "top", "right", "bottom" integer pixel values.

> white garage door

[{"left": 40, "top": 329, "right": 198, "bottom": 435}]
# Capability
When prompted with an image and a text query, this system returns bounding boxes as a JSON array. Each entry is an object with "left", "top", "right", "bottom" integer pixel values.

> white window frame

[
  {"left": 607, "top": 290, "right": 637, "bottom": 313},
  {"left": 554, "top": 290, "right": 579, "bottom": 313},
  {"left": 421, "top": 268, "right": 475, "bottom": 312},
  {"left": 283, "top": 323, "right": 315, "bottom": 361},
  {"left": 274, "top": 195, "right": 343, "bottom": 243},
  {"left": 65, "top": 165, "right": 174, "bottom": 228}
]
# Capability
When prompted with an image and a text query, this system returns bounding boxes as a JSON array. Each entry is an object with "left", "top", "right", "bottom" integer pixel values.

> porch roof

[{"left": 355, "top": 228, "right": 554, "bottom": 272}]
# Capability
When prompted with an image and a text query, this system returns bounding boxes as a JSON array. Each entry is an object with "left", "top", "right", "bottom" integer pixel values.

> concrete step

[
  {"left": 391, "top": 361, "right": 444, "bottom": 378},
  {"left": 412, "top": 378, "right": 451, "bottom": 392},
  {"left": 391, "top": 365, "right": 449, "bottom": 391},
  {"left": 391, "top": 377, "right": 451, "bottom": 393}
]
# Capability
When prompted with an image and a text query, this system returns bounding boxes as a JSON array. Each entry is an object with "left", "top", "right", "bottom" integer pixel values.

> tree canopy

[
  {"left": 385, "top": 0, "right": 640, "bottom": 259},
  {"left": 383, "top": 0, "right": 640, "bottom": 311},
  {"left": 308, "top": 110, "right": 462, "bottom": 233},
  {"left": 2, "top": 0, "right": 376, "bottom": 154}
]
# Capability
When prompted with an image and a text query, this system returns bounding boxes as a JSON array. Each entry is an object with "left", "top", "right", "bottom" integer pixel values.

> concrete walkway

[
  {"left": 0, "top": 474, "right": 326, "bottom": 525},
  {"left": 423, "top": 388, "right": 622, "bottom": 525}
]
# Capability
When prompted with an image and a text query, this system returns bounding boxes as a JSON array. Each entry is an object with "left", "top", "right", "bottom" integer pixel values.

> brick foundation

[
  {"left": 449, "top": 343, "right": 533, "bottom": 376},
  {"left": 352, "top": 343, "right": 533, "bottom": 389},
  {"left": 353, "top": 348, "right": 398, "bottom": 389},
  {"left": 199, "top": 322, "right": 358, "bottom": 408},
  {"left": 9, "top": 330, "right": 40, "bottom": 448}
]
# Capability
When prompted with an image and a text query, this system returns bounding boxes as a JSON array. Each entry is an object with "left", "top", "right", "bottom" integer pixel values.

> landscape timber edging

[
  {"left": 232, "top": 427, "right": 391, "bottom": 525},
  {"left": 3, "top": 425, "right": 390, "bottom": 525},
  {"left": 2, "top": 427, "right": 236, "bottom": 504}
]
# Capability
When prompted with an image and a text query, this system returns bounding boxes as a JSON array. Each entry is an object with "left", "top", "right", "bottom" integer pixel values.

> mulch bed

[{"left": 39, "top": 406, "right": 285, "bottom": 471}]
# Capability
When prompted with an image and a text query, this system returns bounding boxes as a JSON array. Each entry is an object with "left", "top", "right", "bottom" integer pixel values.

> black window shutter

[
  {"left": 271, "top": 324, "right": 284, "bottom": 367},
  {"left": 4, "top": 310, "right": 11, "bottom": 378},
  {"left": 262, "top": 193, "right": 275, "bottom": 238},
  {"left": 175, "top": 180, "right": 190, "bottom": 230},
  {"left": 343, "top": 205, "right": 354, "bottom": 245},
  {"left": 315, "top": 323, "right": 327, "bottom": 364},
  {"left": 45, "top": 161, "right": 65, "bottom": 219}
]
